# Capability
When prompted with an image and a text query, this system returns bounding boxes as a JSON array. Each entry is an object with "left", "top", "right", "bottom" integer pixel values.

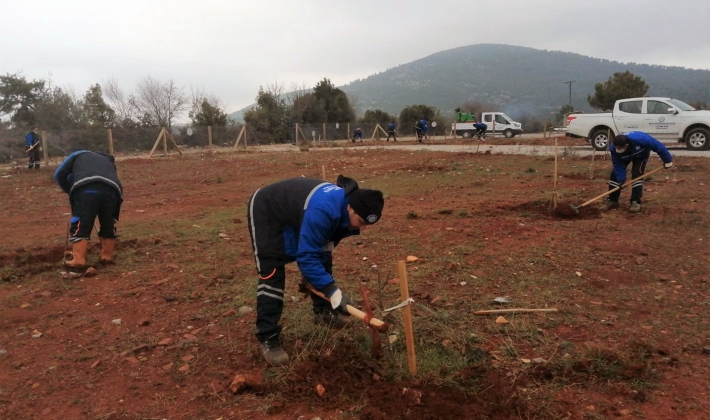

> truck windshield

[
  {"left": 667, "top": 99, "right": 696, "bottom": 111},
  {"left": 501, "top": 113, "right": 514, "bottom": 122}
]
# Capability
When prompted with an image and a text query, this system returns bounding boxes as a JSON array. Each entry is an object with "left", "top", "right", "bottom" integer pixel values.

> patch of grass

[
  {"left": 436, "top": 209, "right": 454, "bottom": 215},
  {"left": 406, "top": 211, "right": 418, "bottom": 219}
]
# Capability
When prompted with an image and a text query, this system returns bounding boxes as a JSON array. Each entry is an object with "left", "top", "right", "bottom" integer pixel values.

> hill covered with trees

[{"left": 338, "top": 44, "right": 710, "bottom": 118}]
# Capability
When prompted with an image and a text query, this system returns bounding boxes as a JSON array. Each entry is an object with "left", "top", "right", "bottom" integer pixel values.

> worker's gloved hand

[
  {"left": 664, "top": 162, "right": 674, "bottom": 169},
  {"left": 318, "top": 283, "right": 352, "bottom": 316}
]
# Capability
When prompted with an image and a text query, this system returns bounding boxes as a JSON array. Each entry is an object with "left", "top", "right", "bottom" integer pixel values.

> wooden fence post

[
  {"left": 323, "top": 123, "right": 326, "bottom": 142},
  {"left": 208, "top": 126, "right": 212, "bottom": 150},
  {"left": 107, "top": 129, "right": 114, "bottom": 155},
  {"left": 41, "top": 130, "right": 48, "bottom": 163}
]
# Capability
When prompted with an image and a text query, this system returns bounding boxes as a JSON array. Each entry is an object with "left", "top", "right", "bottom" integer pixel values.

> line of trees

[{"left": 0, "top": 72, "right": 231, "bottom": 131}]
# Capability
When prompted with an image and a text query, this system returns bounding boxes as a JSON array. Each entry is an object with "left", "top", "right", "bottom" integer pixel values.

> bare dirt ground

[{"left": 1, "top": 145, "right": 709, "bottom": 419}]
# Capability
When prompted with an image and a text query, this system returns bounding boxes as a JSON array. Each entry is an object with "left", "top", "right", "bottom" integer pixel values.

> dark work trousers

[
  {"left": 608, "top": 160, "right": 647, "bottom": 203},
  {"left": 247, "top": 190, "right": 332, "bottom": 342},
  {"left": 69, "top": 182, "right": 121, "bottom": 243},
  {"left": 27, "top": 147, "right": 41, "bottom": 169},
  {"left": 416, "top": 129, "right": 425, "bottom": 142},
  {"left": 386, "top": 130, "right": 397, "bottom": 141}
]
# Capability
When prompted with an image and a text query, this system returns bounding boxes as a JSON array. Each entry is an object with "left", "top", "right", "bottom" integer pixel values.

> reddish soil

[{"left": 1, "top": 148, "right": 708, "bottom": 419}]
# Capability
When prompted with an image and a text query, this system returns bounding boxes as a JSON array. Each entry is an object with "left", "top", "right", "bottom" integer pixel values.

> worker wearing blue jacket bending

[
  {"left": 386, "top": 121, "right": 397, "bottom": 142},
  {"left": 54, "top": 150, "right": 123, "bottom": 268},
  {"left": 474, "top": 122, "right": 488, "bottom": 140},
  {"left": 606, "top": 132, "right": 673, "bottom": 213},
  {"left": 246, "top": 175, "right": 385, "bottom": 366},
  {"left": 414, "top": 118, "right": 428, "bottom": 143}
]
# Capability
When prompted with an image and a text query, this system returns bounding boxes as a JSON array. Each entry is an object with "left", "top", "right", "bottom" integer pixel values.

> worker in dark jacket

[
  {"left": 246, "top": 175, "right": 385, "bottom": 366},
  {"left": 54, "top": 151, "right": 123, "bottom": 268},
  {"left": 606, "top": 132, "right": 673, "bottom": 213},
  {"left": 474, "top": 122, "right": 487, "bottom": 139},
  {"left": 414, "top": 118, "right": 428, "bottom": 143},
  {"left": 352, "top": 127, "right": 363, "bottom": 143},
  {"left": 386, "top": 121, "right": 397, "bottom": 142},
  {"left": 25, "top": 127, "right": 41, "bottom": 169}
]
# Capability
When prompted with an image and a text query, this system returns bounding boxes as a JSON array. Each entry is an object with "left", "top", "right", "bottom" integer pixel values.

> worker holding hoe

[
  {"left": 25, "top": 126, "right": 41, "bottom": 169},
  {"left": 246, "top": 175, "right": 385, "bottom": 366},
  {"left": 54, "top": 150, "right": 123, "bottom": 268},
  {"left": 605, "top": 132, "right": 673, "bottom": 213},
  {"left": 386, "top": 120, "right": 398, "bottom": 142}
]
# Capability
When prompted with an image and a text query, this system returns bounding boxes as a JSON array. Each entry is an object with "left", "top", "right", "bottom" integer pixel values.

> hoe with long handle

[{"left": 570, "top": 166, "right": 664, "bottom": 214}]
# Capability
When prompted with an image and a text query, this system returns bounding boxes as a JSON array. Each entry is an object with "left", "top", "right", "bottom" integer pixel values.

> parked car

[
  {"left": 453, "top": 112, "right": 523, "bottom": 138},
  {"left": 565, "top": 97, "right": 710, "bottom": 151}
]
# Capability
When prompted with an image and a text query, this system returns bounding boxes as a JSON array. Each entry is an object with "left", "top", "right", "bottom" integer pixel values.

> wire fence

[
  {"left": 0, "top": 120, "right": 457, "bottom": 164},
  {"left": 0, "top": 125, "right": 247, "bottom": 164}
]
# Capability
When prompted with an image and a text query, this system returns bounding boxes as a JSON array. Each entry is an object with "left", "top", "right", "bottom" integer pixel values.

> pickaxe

[{"left": 304, "top": 283, "right": 389, "bottom": 332}]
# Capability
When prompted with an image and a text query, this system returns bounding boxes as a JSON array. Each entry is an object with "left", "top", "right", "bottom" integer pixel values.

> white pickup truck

[
  {"left": 452, "top": 112, "right": 523, "bottom": 139},
  {"left": 565, "top": 97, "right": 710, "bottom": 151}
]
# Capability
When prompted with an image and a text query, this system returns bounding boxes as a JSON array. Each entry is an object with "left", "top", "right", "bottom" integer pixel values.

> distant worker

[
  {"left": 352, "top": 127, "right": 363, "bottom": 143},
  {"left": 414, "top": 118, "right": 429, "bottom": 143},
  {"left": 605, "top": 132, "right": 673, "bottom": 213},
  {"left": 386, "top": 121, "right": 397, "bottom": 142},
  {"left": 25, "top": 127, "right": 41, "bottom": 169},
  {"left": 474, "top": 122, "right": 488, "bottom": 140},
  {"left": 54, "top": 151, "right": 123, "bottom": 268}
]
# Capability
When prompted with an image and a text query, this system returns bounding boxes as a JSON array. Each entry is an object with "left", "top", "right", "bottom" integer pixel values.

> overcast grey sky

[{"left": 2, "top": 0, "right": 709, "bottom": 114}]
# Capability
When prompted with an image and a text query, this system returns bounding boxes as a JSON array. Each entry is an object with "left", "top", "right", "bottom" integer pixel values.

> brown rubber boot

[
  {"left": 64, "top": 239, "right": 88, "bottom": 269},
  {"left": 99, "top": 238, "right": 117, "bottom": 265}
]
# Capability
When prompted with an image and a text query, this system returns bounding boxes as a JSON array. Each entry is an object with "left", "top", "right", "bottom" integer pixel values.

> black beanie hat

[
  {"left": 349, "top": 188, "right": 384, "bottom": 224},
  {"left": 613, "top": 134, "right": 629, "bottom": 148}
]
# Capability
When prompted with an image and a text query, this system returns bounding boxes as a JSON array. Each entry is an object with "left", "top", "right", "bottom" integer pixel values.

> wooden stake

[
  {"left": 165, "top": 130, "right": 183, "bottom": 156},
  {"left": 162, "top": 127, "right": 168, "bottom": 156},
  {"left": 107, "top": 129, "right": 114, "bottom": 155},
  {"left": 552, "top": 136, "right": 558, "bottom": 208},
  {"left": 474, "top": 308, "right": 559, "bottom": 315},
  {"left": 320, "top": 164, "right": 326, "bottom": 180},
  {"left": 208, "top": 126, "right": 212, "bottom": 150},
  {"left": 347, "top": 123, "right": 350, "bottom": 141},
  {"left": 232, "top": 126, "right": 246, "bottom": 149},
  {"left": 322, "top": 123, "right": 326, "bottom": 142},
  {"left": 148, "top": 127, "right": 165, "bottom": 157},
  {"left": 397, "top": 260, "right": 417, "bottom": 375}
]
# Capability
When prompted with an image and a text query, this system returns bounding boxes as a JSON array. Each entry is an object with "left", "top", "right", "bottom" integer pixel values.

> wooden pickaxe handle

[
  {"left": 576, "top": 166, "right": 664, "bottom": 209},
  {"left": 304, "top": 283, "right": 388, "bottom": 332}
]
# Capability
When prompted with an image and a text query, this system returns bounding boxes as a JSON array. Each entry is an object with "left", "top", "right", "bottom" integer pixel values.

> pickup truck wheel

[
  {"left": 461, "top": 131, "right": 472, "bottom": 139},
  {"left": 504, "top": 129, "right": 514, "bottom": 138},
  {"left": 590, "top": 130, "right": 610, "bottom": 151},
  {"left": 685, "top": 128, "right": 709, "bottom": 151}
]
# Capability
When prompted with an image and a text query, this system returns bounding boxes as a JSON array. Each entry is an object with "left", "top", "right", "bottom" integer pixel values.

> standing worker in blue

[
  {"left": 386, "top": 120, "right": 398, "bottom": 142},
  {"left": 25, "top": 126, "right": 41, "bottom": 169},
  {"left": 474, "top": 121, "right": 488, "bottom": 140},
  {"left": 414, "top": 118, "right": 428, "bottom": 143},
  {"left": 54, "top": 151, "right": 123, "bottom": 268},
  {"left": 605, "top": 132, "right": 673, "bottom": 213},
  {"left": 246, "top": 175, "right": 385, "bottom": 366}
]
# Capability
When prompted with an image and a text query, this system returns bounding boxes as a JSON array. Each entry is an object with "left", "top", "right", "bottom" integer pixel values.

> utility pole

[{"left": 563, "top": 80, "right": 576, "bottom": 111}]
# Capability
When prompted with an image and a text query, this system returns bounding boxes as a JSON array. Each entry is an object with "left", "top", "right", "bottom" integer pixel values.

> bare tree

[
  {"left": 131, "top": 76, "right": 187, "bottom": 128},
  {"left": 104, "top": 78, "right": 136, "bottom": 126}
]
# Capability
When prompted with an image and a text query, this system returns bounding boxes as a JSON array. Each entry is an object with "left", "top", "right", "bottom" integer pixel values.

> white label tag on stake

[{"left": 383, "top": 298, "right": 415, "bottom": 315}]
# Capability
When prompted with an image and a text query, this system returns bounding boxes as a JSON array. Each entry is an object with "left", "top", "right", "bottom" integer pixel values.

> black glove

[{"left": 318, "top": 283, "right": 352, "bottom": 316}]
